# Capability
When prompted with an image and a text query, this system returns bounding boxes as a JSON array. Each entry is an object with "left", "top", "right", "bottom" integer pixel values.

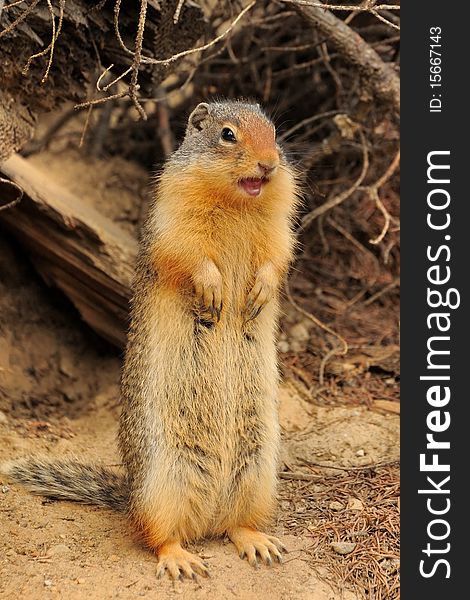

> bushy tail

[{"left": 2, "top": 458, "right": 128, "bottom": 512}]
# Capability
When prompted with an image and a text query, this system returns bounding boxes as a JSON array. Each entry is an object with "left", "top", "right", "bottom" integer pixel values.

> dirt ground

[{"left": 0, "top": 142, "right": 399, "bottom": 599}]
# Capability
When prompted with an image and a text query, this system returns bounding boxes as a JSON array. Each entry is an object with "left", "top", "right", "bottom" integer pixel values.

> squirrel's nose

[{"left": 258, "top": 162, "right": 277, "bottom": 176}]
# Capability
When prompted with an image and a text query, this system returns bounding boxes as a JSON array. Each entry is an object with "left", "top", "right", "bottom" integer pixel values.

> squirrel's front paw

[
  {"left": 244, "top": 263, "right": 278, "bottom": 322},
  {"left": 193, "top": 259, "right": 223, "bottom": 322}
]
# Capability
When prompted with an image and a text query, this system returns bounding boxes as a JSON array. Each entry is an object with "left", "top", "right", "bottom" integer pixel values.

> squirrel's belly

[
  {"left": 122, "top": 285, "right": 281, "bottom": 538},
  {"left": 137, "top": 289, "right": 279, "bottom": 447}
]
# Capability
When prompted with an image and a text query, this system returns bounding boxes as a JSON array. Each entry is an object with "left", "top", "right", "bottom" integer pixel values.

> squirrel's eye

[{"left": 221, "top": 127, "right": 236, "bottom": 143}]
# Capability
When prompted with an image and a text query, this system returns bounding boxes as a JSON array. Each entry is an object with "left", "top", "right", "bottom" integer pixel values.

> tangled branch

[
  {"left": 112, "top": 0, "right": 257, "bottom": 66},
  {"left": 292, "top": 1, "right": 400, "bottom": 113},
  {"left": 22, "top": 0, "right": 66, "bottom": 83},
  {"left": 77, "top": 0, "right": 257, "bottom": 115},
  {"left": 281, "top": 0, "right": 400, "bottom": 30}
]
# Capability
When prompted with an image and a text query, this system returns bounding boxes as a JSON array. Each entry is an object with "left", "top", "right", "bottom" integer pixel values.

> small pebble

[
  {"left": 289, "top": 323, "right": 310, "bottom": 342},
  {"left": 330, "top": 541, "right": 356, "bottom": 555},
  {"left": 2, "top": 485, "right": 10, "bottom": 494},
  {"left": 44, "top": 579, "right": 53, "bottom": 587},
  {"left": 77, "top": 578, "right": 86, "bottom": 584},
  {"left": 278, "top": 340, "right": 290, "bottom": 353},
  {"left": 356, "top": 449, "right": 365, "bottom": 457},
  {"left": 59, "top": 354, "right": 76, "bottom": 379},
  {"left": 47, "top": 544, "right": 70, "bottom": 557},
  {"left": 329, "top": 501, "right": 344, "bottom": 511},
  {"left": 289, "top": 340, "right": 304, "bottom": 353},
  {"left": 347, "top": 497, "right": 364, "bottom": 511},
  {"left": 380, "top": 558, "right": 399, "bottom": 573}
]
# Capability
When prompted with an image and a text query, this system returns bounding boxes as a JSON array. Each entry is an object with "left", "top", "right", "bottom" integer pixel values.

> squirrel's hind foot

[
  {"left": 156, "top": 541, "right": 210, "bottom": 580},
  {"left": 228, "top": 527, "right": 287, "bottom": 568}
]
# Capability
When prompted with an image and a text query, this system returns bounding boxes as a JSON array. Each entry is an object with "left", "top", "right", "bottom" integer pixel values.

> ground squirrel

[{"left": 2, "top": 100, "right": 300, "bottom": 579}]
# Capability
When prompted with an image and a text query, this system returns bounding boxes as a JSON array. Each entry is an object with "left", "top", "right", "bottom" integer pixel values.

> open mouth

[{"left": 238, "top": 177, "right": 267, "bottom": 197}]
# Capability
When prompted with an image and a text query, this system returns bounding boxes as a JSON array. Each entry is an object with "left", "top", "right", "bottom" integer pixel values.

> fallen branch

[{"left": 291, "top": 1, "right": 400, "bottom": 115}]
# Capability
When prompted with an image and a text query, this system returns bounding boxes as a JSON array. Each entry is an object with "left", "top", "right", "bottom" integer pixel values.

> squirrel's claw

[
  {"left": 244, "top": 279, "right": 274, "bottom": 323},
  {"left": 193, "top": 260, "right": 223, "bottom": 324},
  {"left": 244, "top": 305, "right": 263, "bottom": 324},
  {"left": 244, "top": 261, "right": 278, "bottom": 323},
  {"left": 196, "top": 288, "right": 222, "bottom": 323},
  {"left": 156, "top": 543, "right": 210, "bottom": 580},
  {"left": 229, "top": 527, "right": 287, "bottom": 569}
]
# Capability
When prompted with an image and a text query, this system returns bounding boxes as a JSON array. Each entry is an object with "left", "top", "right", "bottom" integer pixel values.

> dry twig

[
  {"left": 0, "top": 0, "right": 40, "bottom": 39},
  {"left": 285, "top": 279, "right": 349, "bottom": 385},
  {"left": 362, "top": 148, "right": 400, "bottom": 245},
  {"left": 76, "top": 0, "right": 257, "bottom": 116},
  {"left": 22, "top": 0, "right": 66, "bottom": 83},
  {"left": 0, "top": 177, "right": 23, "bottom": 211},
  {"left": 300, "top": 128, "right": 369, "bottom": 230}
]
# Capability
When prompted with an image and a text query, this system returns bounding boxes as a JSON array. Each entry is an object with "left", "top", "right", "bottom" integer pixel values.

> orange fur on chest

[
  {"left": 150, "top": 164, "right": 297, "bottom": 292},
  {"left": 151, "top": 249, "right": 192, "bottom": 290}
]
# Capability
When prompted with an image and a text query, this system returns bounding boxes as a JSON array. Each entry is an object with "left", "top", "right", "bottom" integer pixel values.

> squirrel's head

[{"left": 174, "top": 100, "right": 292, "bottom": 203}]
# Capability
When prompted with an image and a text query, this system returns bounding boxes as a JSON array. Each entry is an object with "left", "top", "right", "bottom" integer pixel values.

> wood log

[{"left": 0, "top": 153, "right": 138, "bottom": 347}]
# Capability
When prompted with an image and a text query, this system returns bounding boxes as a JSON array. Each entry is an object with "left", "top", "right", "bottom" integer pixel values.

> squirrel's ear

[{"left": 187, "top": 103, "right": 210, "bottom": 132}]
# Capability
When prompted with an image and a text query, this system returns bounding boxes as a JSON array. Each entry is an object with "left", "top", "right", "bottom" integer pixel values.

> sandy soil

[
  {"left": 0, "top": 141, "right": 399, "bottom": 599},
  {"left": 0, "top": 388, "right": 362, "bottom": 600},
  {"left": 0, "top": 395, "right": 397, "bottom": 600}
]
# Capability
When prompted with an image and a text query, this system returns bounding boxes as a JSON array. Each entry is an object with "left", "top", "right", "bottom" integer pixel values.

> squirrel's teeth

[{"left": 239, "top": 178, "right": 264, "bottom": 197}]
